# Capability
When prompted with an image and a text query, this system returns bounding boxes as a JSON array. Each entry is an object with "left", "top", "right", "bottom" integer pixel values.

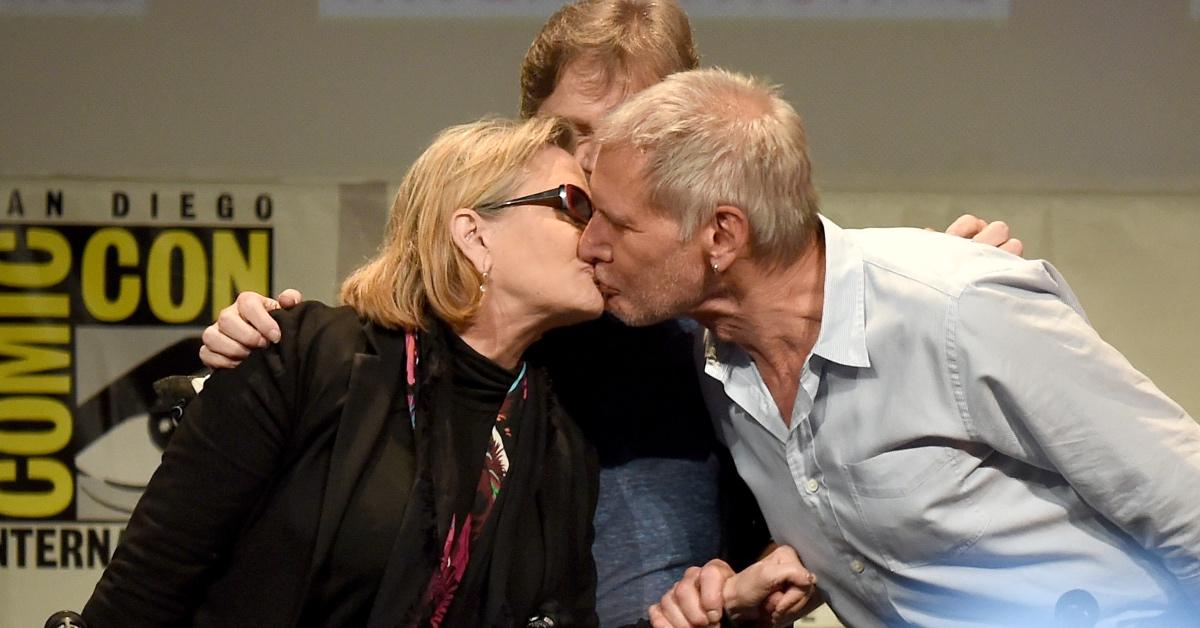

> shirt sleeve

[{"left": 948, "top": 260, "right": 1200, "bottom": 605}]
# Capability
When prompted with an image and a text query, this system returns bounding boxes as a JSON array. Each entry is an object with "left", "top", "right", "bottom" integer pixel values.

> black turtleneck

[{"left": 445, "top": 329, "right": 521, "bottom": 426}]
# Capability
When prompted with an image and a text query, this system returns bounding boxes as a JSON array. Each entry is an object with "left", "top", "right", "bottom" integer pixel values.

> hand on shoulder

[
  {"left": 199, "top": 289, "right": 304, "bottom": 369},
  {"left": 944, "top": 214, "right": 1024, "bottom": 256}
]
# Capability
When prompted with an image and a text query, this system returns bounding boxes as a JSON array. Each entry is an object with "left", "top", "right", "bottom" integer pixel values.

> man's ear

[
  {"left": 705, "top": 204, "right": 751, "bottom": 272},
  {"left": 450, "top": 208, "right": 492, "bottom": 273}
]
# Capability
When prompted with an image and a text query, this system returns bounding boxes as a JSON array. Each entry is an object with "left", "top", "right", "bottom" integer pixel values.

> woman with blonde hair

[{"left": 82, "top": 116, "right": 603, "bottom": 627}]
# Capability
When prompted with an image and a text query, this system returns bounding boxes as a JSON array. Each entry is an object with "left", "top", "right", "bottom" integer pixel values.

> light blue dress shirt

[{"left": 699, "top": 217, "right": 1200, "bottom": 626}]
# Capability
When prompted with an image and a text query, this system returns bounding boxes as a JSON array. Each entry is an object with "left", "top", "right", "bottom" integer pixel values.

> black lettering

[
  {"left": 61, "top": 528, "right": 83, "bottom": 568},
  {"left": 0, "top": 528, "right": 6, "bottom": 567},
  {"left": 112, "top": 191, "right": 130, "bottom": 218},
  {"left": 151, "top": 192, "right": 159, "bottom": 218},
  {"left": 11, "top": 527, "right": 32, "bottom": 567},
  {"left": 36, "top": 527, "right": 55, "bottom": 567},
  {"left": 46, "top": 190, "right": 64, "bottom": 217},
  {"left": 217, "top": 193, "right": 234, "bottom": 220},
  {"left": 87, "top": 527, "right": 111, "bottom": 568},
  {"left": 255, "top": 194, "right": 272, "bottom": 221},
  {"left": 180, "top": 192, "right": 195, "bottom": 219},
  {"left": 7, "top": 189, "right": 24, "bottom": 216}
]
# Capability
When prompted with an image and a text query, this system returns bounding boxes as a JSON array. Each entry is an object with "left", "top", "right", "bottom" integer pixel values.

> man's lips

[{"left": 593, "top": 278, "right": 619, "bottom": 297}]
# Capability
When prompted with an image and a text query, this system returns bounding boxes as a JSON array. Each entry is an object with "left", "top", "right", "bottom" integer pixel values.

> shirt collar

[
  {"left": 702, "top": 215, "right": 869, "bottom": 374},
  {"left": 814, "top": 215, "right": 870, "bottom": 368}
]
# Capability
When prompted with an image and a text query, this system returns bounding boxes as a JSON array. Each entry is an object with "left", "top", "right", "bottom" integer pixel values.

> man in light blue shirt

[{"left": 580, "top": 67, "right": 1200, "bottom": 626}]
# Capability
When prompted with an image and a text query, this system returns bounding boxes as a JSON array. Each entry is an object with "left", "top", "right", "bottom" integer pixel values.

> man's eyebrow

[
  {"left": 596, "top": 205, "right": 634, "bottom": 229},
  {"left": 592, "top": 204, "right": 615, "bottom": 222}
]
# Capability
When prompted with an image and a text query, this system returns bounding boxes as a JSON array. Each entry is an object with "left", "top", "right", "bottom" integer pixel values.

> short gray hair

[{"left": 595, "top": 68, "right": 820, "bottom": 265}]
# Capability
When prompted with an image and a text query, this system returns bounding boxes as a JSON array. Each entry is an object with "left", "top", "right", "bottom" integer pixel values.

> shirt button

[
  {"left": 850, "top": 559, "right": 866, "bottom": 574},
  {"left": 804, "top": 478, "right": 820, "bottom": 494}
]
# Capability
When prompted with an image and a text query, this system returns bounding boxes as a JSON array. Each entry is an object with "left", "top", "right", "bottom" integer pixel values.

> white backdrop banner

[
  {"left": 0, "top": 178, "right": 340, "bottom": 627},
  {"left": 321, "top": 0, "right": 1011, "bottom": 19}
]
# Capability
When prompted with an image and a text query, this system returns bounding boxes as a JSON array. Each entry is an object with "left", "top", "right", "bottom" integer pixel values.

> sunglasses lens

[{"left": 565, "top": 185, "right": 593, "bottom": 223}]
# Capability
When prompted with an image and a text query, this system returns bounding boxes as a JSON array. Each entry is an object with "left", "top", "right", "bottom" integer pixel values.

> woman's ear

[{"left": 450, "top": 208, "right": 492, "bottom": 273}]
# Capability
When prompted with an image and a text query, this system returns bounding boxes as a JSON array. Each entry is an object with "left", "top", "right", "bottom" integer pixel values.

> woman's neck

[{"left": 455, "top": 302, "right": 545, "bottom": 371}]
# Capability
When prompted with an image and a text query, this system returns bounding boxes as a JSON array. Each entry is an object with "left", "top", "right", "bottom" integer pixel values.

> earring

[
  {"left": 711, "top": 260, "right": 720, "bottom": 272},
  {"left": 479, "top": 270, "right": 489, "bottom": 293}
]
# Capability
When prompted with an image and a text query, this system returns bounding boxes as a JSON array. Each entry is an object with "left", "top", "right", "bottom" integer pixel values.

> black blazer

[{"left": 83, "top": 303, "right": 599, "bottom": 627}]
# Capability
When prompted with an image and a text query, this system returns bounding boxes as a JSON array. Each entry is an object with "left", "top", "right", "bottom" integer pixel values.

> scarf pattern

[{"left": 405, "top": 330, "right": 527, "bottom": 627}]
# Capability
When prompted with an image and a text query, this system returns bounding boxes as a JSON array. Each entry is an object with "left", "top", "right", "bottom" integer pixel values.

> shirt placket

[{"left": 791, "top": 358, "right": 901, "bottom": 624}]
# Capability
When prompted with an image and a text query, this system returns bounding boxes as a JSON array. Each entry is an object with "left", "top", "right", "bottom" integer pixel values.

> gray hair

[{"left": 595, "top": 68, "right": 820, "bottom": 265}]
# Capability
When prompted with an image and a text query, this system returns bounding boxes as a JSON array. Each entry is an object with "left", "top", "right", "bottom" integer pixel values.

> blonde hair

[
  {"left": 595, "top": 68, "right": 821, "bottom": 265},
  {"left": 519, "top": 0, "right": 699, "bottom": 119},
  {"left": 340, "top": 116, "right": 576, "bottom": 330}
]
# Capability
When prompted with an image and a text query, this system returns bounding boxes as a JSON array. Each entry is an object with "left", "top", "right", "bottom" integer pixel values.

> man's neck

[{"left": 693, "top": 234, "right": 826, "bottom": 424}]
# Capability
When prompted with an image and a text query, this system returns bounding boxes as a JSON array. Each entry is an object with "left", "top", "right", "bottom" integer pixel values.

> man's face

[
  {"left": 536, "top": 58, "right": 645, "bottom": 176},
  {"left": 538, "top": 58, "right": 703, "bottom": 325},
  {"left": 578, "top": 145, "right": 707, "bottom": 326}
]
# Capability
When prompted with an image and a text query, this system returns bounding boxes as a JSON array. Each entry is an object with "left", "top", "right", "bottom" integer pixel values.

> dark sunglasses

[{"left": 477, "top": 184, "right": 593, "bottom": 225}]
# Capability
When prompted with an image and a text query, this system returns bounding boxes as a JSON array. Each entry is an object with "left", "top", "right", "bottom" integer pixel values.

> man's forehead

[
  {"left": 591, "top": 146, "right": 643, "bottom": 200},
  {"left": 543, "top": 58, "right": 655, "bottom": 123}
]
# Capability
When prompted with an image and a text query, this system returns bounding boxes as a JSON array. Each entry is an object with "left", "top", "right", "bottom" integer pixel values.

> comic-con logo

[{"left": 1, "top": 224, "right": 271, "bottom": 522}]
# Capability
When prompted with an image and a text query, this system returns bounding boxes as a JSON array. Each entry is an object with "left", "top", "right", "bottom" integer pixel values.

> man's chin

[{"left": 604, "top": 295, "right": 672, "bottom": 327}]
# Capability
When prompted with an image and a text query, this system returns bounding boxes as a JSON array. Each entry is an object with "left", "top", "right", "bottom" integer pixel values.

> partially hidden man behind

[{"left": 564, "top": 69, "right": 1200, "bottom": 627}]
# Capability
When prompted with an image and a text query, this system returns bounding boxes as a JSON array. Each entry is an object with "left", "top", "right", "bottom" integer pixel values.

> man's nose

[{"left": 577, "top": 220, "right": 609, "bottom": 264}]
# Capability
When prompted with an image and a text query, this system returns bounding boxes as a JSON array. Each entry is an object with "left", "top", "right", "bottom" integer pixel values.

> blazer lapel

[{"left": 307, "top": 321, "right": 410, "bottom": 581}]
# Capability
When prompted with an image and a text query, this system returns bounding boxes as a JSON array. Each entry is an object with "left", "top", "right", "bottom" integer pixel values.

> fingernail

[
  {"left": 269, "top": 330, "right": 281, "bottom": 343},
  {"left": 707, "top": 610, "right": 721, "bottom": 623}
]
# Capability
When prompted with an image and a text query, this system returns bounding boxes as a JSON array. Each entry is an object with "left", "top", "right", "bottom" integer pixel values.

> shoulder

[
  {"left": 220, "top": 301, "right": 370, "bottom": 407},
  {"left": 272, "top": 301, "right": 363, "bottom": 345},
  {"left": 269, "top": 301, "right": 367, "bottom": 365},
  {"left": 850, "top": 226, "right": 1061, "bottom": 300}
]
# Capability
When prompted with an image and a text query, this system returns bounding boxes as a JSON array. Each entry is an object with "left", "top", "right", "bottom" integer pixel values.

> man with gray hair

[{"left": 580, "top": 68, "right": 1200, "bottom": 626}]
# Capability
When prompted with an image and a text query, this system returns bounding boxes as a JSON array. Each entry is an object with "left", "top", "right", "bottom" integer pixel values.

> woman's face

[{"left": 484, "top": 146, "right": 604, "bottom": 328}]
